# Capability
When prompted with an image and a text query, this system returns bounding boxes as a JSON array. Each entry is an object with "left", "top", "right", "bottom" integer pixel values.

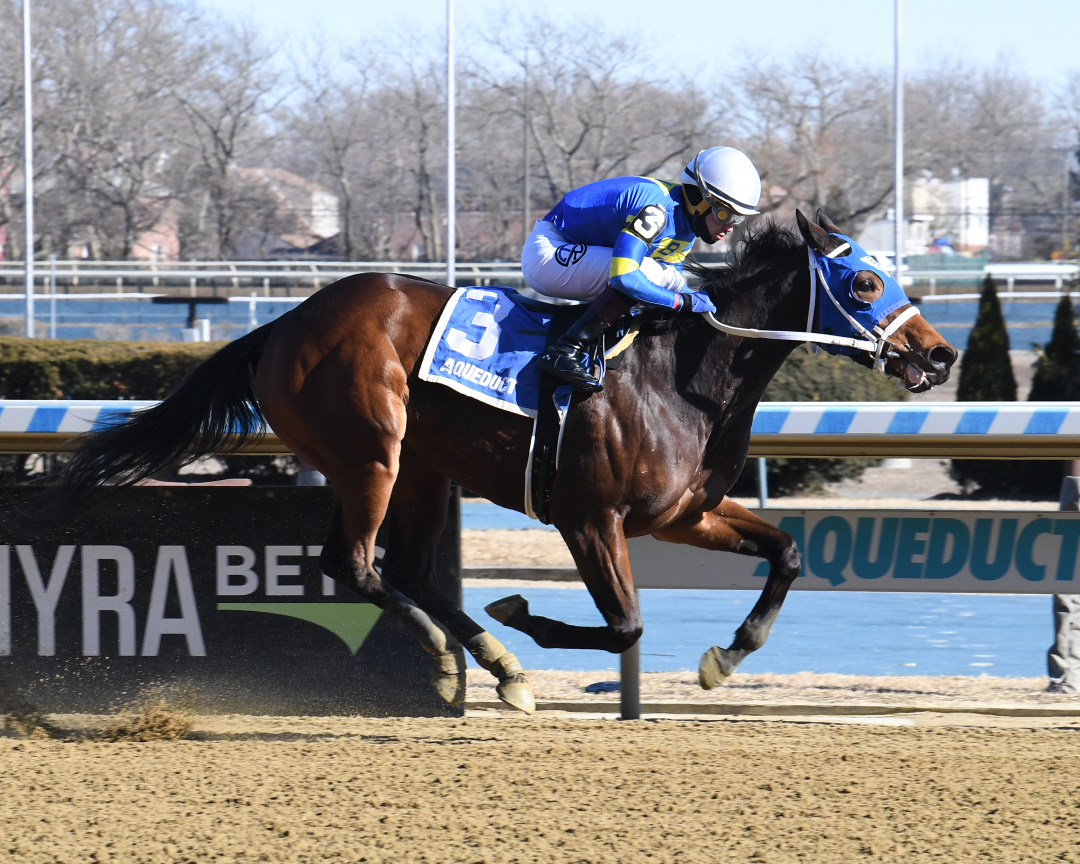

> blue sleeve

[{"left": 608, "top": 205, "right": 683, "bottom": 310}]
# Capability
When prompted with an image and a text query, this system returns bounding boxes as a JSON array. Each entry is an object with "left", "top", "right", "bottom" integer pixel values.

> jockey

[{"left": 524, "top": 146, "right": 762, "bottom": 391}]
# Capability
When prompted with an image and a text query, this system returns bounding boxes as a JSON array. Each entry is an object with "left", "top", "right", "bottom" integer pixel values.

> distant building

[
  {"left": 234, "top": 168, "right": 340, "bottom": 255},
  {"left": 858, "top": 176, "right": 991, "bottom": 258},
  {"left": 127, "top": 168, "right": 342, "bottom": 260},
  {"left": 910, "top": 176, "right": 990, "bottom": 253},
  {"left": 132, "top": 200, "right": 180, "bottom": 261}
]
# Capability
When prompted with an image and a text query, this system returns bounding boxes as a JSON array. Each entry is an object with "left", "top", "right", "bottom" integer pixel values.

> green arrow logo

[{"left": 217, "top": 603, "right": 383, "bottom": 654}]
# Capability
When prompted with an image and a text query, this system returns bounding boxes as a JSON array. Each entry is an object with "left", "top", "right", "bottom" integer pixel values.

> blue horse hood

[{"left": 816, "top": 234, "right": 911, "bottom": 355}]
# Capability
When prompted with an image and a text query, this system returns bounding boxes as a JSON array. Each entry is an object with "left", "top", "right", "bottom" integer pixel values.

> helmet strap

[{"left": 681, "top": 184, "right": 715, "bottom": 243}]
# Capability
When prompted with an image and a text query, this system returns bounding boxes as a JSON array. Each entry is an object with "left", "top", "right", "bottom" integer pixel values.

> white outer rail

[{"left": 0, "top": 400, "right": 1077, "bottom": 458}]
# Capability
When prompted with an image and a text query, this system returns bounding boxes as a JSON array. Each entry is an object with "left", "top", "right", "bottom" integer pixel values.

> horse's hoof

[
  {"left": 485, "top": 594, "right": 528, "bottom": 626},
  {"left": 431, "top": 647, "right": 468, "bottom": 707},
  {"left": 496, "top": 673, "right": 536, "bottom": 715},
  {"left": 432, "top": 672, "right": 467, "bottom": 707},
  {"left": 699, "top": 646, "right": 739, "bottom": 690}
]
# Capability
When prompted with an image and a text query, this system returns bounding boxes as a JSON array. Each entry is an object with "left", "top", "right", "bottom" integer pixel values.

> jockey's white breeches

[{"left": 521, "top": 220, "right": 686, "bottom": 301}]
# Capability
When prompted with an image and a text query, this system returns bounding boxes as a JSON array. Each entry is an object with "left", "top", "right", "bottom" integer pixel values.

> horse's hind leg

[
  {"left": 385, "top": 445, "right": 535, "bottom": 714},
  {"left": 652, "top": 497, "right": 801, "bottom": 689},
  {"left": 319, "top": 462, "right": 467, "bottom": 700}
]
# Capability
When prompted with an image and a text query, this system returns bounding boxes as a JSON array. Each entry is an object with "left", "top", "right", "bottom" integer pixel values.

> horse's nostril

[{"left": 929, "top": 345, "right": 957, "bottom": 367}]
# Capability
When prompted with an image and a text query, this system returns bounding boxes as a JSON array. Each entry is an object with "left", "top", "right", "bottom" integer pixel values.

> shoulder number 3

[{"left": 630, "top": 204, "right": 667, "bottom": 243}]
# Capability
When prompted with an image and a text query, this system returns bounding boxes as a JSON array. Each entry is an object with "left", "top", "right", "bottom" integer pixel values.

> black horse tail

[{"left": 20, "top": 321, "right": 277, "bottom": 524}]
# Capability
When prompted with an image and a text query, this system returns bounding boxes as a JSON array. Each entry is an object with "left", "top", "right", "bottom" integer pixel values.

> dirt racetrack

[{"left": 3, "top": 713, "right": 1080, "bottom": 863}]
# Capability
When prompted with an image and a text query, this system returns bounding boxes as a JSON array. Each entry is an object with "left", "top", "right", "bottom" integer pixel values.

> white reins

[{"left": 700, "top": 244, "right": 920, "bottom": 377}]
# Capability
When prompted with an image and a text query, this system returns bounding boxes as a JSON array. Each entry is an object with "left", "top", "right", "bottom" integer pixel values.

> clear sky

[{"left": 203, "top": 0, "right": 1080, "bottom": 83}]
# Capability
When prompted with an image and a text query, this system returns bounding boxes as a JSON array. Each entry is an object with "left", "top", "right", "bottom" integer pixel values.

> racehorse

[{"left": 30, "top": 210, "right": 956, "bottom": 714}]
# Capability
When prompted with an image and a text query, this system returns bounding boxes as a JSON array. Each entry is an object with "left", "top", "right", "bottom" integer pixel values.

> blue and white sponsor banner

[
  {"left": 751, "top": 402, "right": 1080, "bottom": 437},
  {"left": 417, "top": 287, "right": 557, "bottom": 417},
  {"left": 628, "top": 509, "right": 1080, "bottom": 593}
]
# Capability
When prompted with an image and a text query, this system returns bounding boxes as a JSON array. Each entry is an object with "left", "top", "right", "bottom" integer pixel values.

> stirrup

[{"left": 538, "top": 349, "right": 602, "bottom": 392}]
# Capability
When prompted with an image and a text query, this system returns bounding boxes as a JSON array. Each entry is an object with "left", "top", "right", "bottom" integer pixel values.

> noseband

[{"left": 700, "top": 244, "right": 921, "bottom": 378}]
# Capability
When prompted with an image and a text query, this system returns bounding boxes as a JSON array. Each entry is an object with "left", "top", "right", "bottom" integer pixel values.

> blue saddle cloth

[{"left": 418, "top": 287, "right": 582, "bottom": 418}]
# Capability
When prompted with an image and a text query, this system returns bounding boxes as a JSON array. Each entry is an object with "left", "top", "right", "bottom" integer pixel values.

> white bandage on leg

[{"left": 521, "top": 219, "right": 687, "bottom": 300}]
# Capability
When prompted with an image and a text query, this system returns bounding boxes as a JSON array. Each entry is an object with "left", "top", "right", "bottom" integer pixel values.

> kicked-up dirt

[{"left": 2, "top": 712, "right": 1079, "bottom": 863}]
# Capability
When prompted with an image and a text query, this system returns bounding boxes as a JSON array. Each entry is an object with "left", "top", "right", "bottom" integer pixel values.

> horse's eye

[{"left": 853, "top": 274, "right": 884, "bottom": 301}]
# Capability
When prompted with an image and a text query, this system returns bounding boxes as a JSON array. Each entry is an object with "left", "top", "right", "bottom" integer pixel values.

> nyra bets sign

[
  {"left": 0, "top": 487, "right": 461, "bottom": 716},
  {"left": 628, "top": 509, "right": 1080, "bottom": 593}
]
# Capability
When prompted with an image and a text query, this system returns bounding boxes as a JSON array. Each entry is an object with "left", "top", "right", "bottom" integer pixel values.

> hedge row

[{"left": 0, "top": 336, "right": 216, "bottom": 401}]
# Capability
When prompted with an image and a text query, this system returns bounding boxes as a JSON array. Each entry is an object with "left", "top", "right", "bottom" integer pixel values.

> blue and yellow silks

[
  {"left": 608, "top": 229, "right": 683, "bottom": 309},
  {"left": 543, "top": 176, "right": 695, "bottom": 309},
  {"left": 816, "top": 234, "right": 912, "bottom": 357}
]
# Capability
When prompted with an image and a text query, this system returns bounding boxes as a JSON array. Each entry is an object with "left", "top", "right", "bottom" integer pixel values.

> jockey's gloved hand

[{"left": 678, "top": 291, "right": 717, "bottom": 315}]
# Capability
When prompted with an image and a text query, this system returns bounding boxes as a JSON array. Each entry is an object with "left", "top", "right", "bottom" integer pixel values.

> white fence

[
  {"left": 0, "top": 260, "right": 524, "bottom": 293},
  {"left": 0, "top": 258, "right": 1075, "bottom": 295},
  {"left": 2, "top": 400, "right": 1079, "bottom": 458}
]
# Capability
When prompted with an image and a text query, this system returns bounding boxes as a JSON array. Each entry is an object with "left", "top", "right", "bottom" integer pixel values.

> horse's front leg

[
  {"left": 653, "top": 497, "right": 801, "bottom": 689},
  {"left": 486, "top": 511, "right": 642, "bottom": 653}
]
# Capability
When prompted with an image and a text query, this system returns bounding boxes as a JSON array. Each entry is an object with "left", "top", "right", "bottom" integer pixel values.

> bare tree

[
  {"left": 729, "top": 53, "right": 893, "bottom": 232},
  {"left": 0, "top": 0, "right": 38, "bottom": 262},
  {"left": 170, "top": 22, "right": 286, "bottom": 259},
  {"left": 29, "top": 0, "right": 199, "bottom": 258},
  {"left": 479, "top": 17, "right": 713, "bottom": 200},
  {"left": 2, "top": 3, "right": 1078, "bottom": 266},
  {"left": 285, "top": 45, "right": 374, "bottom": 260},
  {"left": 460, "top": 15, "right": 715, "bottom": 259}
]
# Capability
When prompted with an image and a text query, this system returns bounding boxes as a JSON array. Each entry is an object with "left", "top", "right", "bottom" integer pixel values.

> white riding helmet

[{"left": 680, "top": 147, "right": 762, "bottom": 217}]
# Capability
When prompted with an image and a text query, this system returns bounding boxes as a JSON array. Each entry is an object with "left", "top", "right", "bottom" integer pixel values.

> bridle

[{"left": 700, "top": 243, "right": 921, "bottom": 378}]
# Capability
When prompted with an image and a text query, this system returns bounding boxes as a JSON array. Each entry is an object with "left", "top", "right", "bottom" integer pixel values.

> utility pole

[
  {"left": 445, "top": 0, "right": 456, "bottom": 288},
  {"left": 893, "top": 0, "right": 904, "bottom": 282},
  {"left": 522, "top": 47, "right": 530, "bottom": 248},
  {"left": 23, "top": 0, "right": 35, "bottom": 337}
]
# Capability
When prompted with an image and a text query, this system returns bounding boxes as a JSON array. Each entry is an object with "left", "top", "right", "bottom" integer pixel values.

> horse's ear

[
  {"left": 797, "top": 209, "right": 848, "bottom": 256},
  {"left": 815, "top": 209, "right": 843, "bottom": 235}
]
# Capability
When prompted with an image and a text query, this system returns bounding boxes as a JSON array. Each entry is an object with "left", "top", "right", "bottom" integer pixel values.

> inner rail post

[{"left": 620, "top": 588, "right": 641, "bottom": 720}]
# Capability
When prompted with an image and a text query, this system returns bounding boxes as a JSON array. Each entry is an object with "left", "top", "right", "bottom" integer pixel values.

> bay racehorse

[{"left": 30, "top": 210, "right": 956, "bottom": 713}]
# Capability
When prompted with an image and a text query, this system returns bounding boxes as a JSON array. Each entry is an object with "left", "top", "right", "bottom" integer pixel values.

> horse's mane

[
  {"left": 640, "top": 219, "right": 804, "bottom": 333},
  {"left": 686, "top": 219, "right": 804, "bottom": 299}
]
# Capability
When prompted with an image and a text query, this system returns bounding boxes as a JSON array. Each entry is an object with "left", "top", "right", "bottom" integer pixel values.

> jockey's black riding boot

[{"left": 538, "top": 288, "right": 633, "bottom": 392}]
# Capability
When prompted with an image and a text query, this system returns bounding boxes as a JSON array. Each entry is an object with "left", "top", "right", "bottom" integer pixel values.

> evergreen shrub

[
  {"left": 950, "top": 277, "right": 1026, "bottom": 494},
  {"left": 1029, "top": 293, "right": 1080, "bottom": 401},
  {"left": 1017, "top": 292, "right": 1080, "bottom": 496},
  {"left": 730, "top": 348, "right": 906, "bottom": 498},
  {"left": 951, "top": 278, "right": 1075, "bottom": 498},
  {"left": 956, "top": 276, "right": 1016, "bottom": 402}
]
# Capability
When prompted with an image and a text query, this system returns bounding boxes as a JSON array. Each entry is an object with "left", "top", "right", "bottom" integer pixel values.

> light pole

[
  {"left": 893, "top": 0, "right": 904, "bottom": 282},
  {"left": 446, "top": 0, "right": 456, "bottom": 288},
  {"left": 522, "top": 47, "right": 530, "bottom": 248},
  {"left": 23, "top": 0, "right": 35, "bottom": 338}
]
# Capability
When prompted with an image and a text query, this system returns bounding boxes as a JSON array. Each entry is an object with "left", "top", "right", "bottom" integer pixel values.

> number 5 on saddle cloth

[{"left": 418, "top": 286, "right": 635, "bottom": 522}]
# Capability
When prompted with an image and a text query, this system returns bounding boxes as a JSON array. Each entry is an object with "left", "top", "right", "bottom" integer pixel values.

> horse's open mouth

[{"left": 903, "top": 362, "right": 929, "bottom": 392}]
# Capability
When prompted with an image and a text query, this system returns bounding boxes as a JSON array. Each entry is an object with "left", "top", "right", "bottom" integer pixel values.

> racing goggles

[{"left": 702, "top": 195, "right": 746, "bottom": 226}]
